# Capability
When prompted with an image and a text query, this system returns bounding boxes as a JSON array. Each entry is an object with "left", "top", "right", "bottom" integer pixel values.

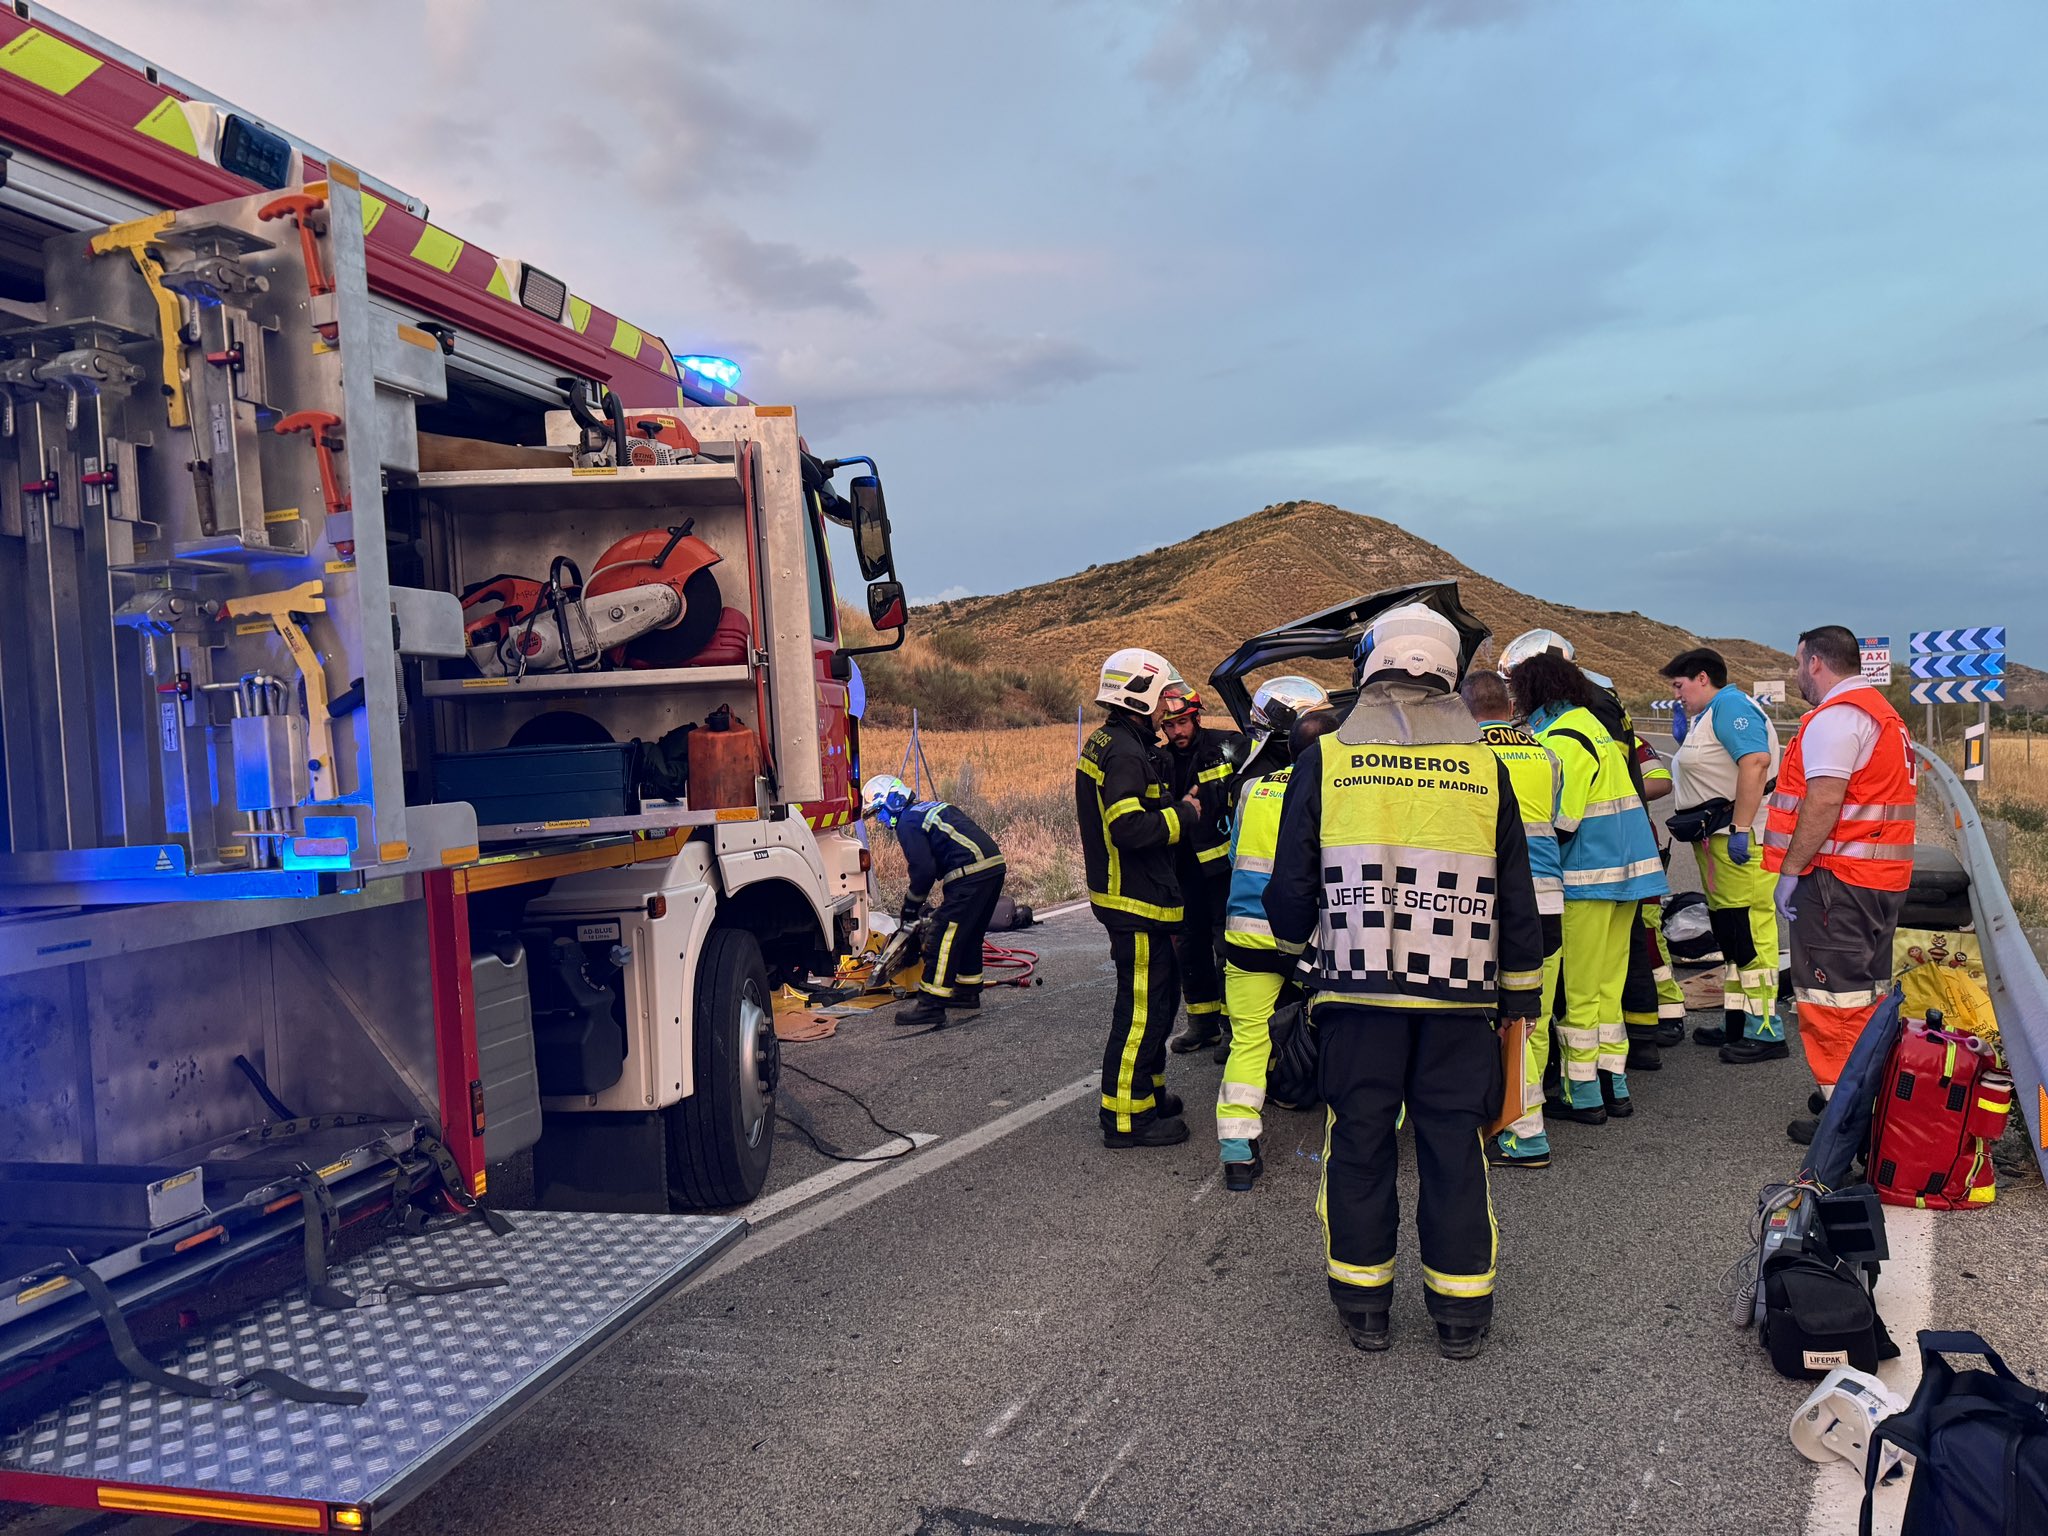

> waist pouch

[
  {"left": 1761, "top": 1250, "right": 1880, "bottom": 1379},
  {"left": 1667, "top": 797, "right": 1735, "bottom": 844}
]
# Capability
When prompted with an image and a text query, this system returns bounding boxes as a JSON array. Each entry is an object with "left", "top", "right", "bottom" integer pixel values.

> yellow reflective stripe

[
  {"left": 409, "top": 223, "right": 465, "bottom": 272},
  {"left": 1499, "top": 969, "right": 1544, "bottom": 991},
  {"left": 1091, "top": 893, "right": 1183, "bottom": 923},
  {"left": 135, "top": 97, "right": 199, "bottom": 156},
  {"left": 1328, "top": 1255, "right": 1397, "bottom": 1287},
  {"left": 1103, "top": 797, "right": 1142, "bottom": 824},
  {"left": 1187, "top": 998, "right": 1224, "bottom": 1016},
  {"left": 1197, "top": 763, "right": 1233, "bottom": 783},
  {"left": 1942, "top": 1039, "right": 1957, "bottom": 1080},
  {"left": 1422, "top": 1264, "right": 1496, "bottom": 1297},
  {"left": 486, "top": 264, "right": 514, "bottom": 300},
  {"left": 611, "top": 317, "right": 645, "bottom": 357},
  {"left": 1196, "top": 843, "right": 1230, "bottom": 864},
  {"left": 568, "top": 295, "right": 593, "bottom": 333},
  {"left": 0, "top": 27, "right": 102, "bottom": 95},
  {"left": 1113, "top": 933, "right": 1152, "bottom": 1126},
  {"left": 927, "top": 922, "right": 959, "bottom": 997},
  {"left": 361, "top": 193, "right": 388, "bottom": 235},
  {"left": 1275, "top": 935, "right": 1307, "bottom": 955},
  {"left": 940, "top": 854, "right": 1006, "bottom": 883},
  {"left": 1077, "top": 756, "right": 1106, "bottom": 785},
  {"left": 1976, "top": 1099, "right": 2008, "bottom": 1114},
  {"left": 1164, "top": 807, "right": 1182, "bottom": 845}
]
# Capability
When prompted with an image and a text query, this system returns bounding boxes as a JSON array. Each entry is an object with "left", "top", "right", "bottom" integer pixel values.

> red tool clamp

[
  {"left": 257, "top": 190, "right": 333, "bottom": 297},
  {"left": 273, "top": 410, "right": 350, "bottom": 516}
]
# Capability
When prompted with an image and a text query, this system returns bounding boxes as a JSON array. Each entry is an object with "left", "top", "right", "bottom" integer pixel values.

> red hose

[{"left": 982, "top": 942, "right": 1038, "bottom": 987}]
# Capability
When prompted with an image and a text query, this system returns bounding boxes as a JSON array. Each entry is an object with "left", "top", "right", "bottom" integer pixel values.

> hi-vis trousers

[
  {"left": 1216, "top": 959, "right": 1287, "bottom": 1147},
  {"left": 1502, "top": 921, "right": 1563, "bottom": 1146},
  {"left": 1557, "top": 899, "right": 1634, "bottom": 1107},
  {"left": 1694, "top": 832, "right": 1782, "bottom": 1042},
  {"left": 1317, "top": 1004, "right": 1502, "bottom": 1327},
  {"left": 1100, "top": 928, "right": 1182, "bottom": 1132}
]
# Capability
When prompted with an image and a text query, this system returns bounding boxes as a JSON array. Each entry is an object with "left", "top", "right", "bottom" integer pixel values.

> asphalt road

[{"left": 371, "top": 898, "right": 1967, "bottom": 1536}]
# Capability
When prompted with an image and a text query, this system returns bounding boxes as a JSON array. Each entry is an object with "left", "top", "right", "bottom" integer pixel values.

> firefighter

[
  {"left": 1215, "top": 677, "right": 1337, "bottom": 1192},
  {"left": 1506, "top": 650, "right": 1669, "bottom": 1124},
  {"left": 1160, "top": 681, "right": 1235, "bottom": 1057},
  {"left": 1765, "top": 626, "right": 1916, "bottom": 1144},
  {"left": 1459, "top": 668, "right": 1564, "bottom": 1170},
  {"left": 863, "top": 775, "right": 1007, "bottom": 1029},
  {"left": 1659, "top": 647, "right": 1786, "bottom": 1064},
  {"left": 1266, "top": 605, "right": 1545, "bottom": 1360},
  {"left": 1077, "top": 647, "right": 1203, "bottom": 1148}
]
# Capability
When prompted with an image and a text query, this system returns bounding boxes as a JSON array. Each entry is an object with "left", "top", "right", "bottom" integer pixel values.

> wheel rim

[{"left": 739, "top": 986, "right": 777, "bottom": 1150}]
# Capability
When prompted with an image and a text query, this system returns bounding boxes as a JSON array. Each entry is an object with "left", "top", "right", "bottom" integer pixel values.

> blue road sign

[
  {"left": 1911, "top": 627, "right": 2005, "bottom": 654},
  {"left": 1910, "top": 678, "right": 2006, "bottom": 705},
  {"left": 1910, "top": 652, "right": 2007, "bottom": 679}
]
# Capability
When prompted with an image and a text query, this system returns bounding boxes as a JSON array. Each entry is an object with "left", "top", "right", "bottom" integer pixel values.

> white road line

[
  {"left": 1189, "top": 1167, "right": 1223, "bottom": 1204},
  {"left": 1031, "top": 899, "right": 1092, "bottom": 923},
  {"left": 685, "top": 1075, "right": 1098, "bottom": 1293},
  {"left": 961, "top": 1394, "right": 1032, "bottom": 1466},
  {"left": 743, "top": 1131, "right": 941, "bottom": 1226},
  {"left": 1072, "top": 1433, "right": 1140, "bottom": 1524},
  {"left": 1803, "top": 1206, "right": 1936, "bottom": 1536}
]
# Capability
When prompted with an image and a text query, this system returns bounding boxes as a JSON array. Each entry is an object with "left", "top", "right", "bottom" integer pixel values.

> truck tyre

[{"left": 667, "top": 927, "right": 778, "bottom": 1208}]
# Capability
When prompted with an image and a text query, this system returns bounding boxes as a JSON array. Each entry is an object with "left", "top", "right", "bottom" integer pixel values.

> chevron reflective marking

[
  {"left": 1909, "top": 652, "right": 2006, "bottom": 679},
  {"left": 1911, "top": 627, "right": 2005, "bottom": 654},
  {"left": 1909, "top": 679, "right": 2005, "bottom": 705}
]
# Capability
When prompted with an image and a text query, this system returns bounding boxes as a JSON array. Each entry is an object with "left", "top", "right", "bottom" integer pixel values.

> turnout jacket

[
  {"left": 1265, "top": 703, "right": 1545, "bottom": 1020},
  {"left": 1164, "top": 725, "right": 1235, "bottom": 887},
  {"left": 1076, "top": 708, "right": 1186, "bottom": 932},
  {"left": 897, "top": 800, "right": 1005, "bottom": 908}
]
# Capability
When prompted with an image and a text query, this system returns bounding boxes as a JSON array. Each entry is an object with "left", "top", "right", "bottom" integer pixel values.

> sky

[{"left": 78, "top": 0, "right": 2048, "bottom": 661}]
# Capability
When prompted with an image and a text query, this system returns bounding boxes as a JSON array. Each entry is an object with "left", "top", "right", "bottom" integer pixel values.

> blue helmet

[{"left": 861, "top": 774, "right": 914, "bottom": 828}]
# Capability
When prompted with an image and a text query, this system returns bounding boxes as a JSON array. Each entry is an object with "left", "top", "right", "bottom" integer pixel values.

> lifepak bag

[
  {"left": 1860, "top": 1330, "right": 2048, "bottom": 1536},
  {"left": 1759, "top": 1231, "right": 1882, "bottom": 1380},
  {"left": 1666, "top": 796, "right": 1735, "bottom": 844},
  {"left": 1868, "top": 1022, "right": 2011, "bottom": 1210}
]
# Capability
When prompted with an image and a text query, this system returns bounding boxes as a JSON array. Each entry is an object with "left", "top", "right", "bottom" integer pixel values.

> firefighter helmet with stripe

[{"left": 1097, "top": 648, "right": 1176, "bottom": 716}]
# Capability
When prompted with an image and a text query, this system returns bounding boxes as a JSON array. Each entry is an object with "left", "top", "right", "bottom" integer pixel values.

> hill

[{"left": 915, "top": 501, "right": 1794, "bottom": 710}]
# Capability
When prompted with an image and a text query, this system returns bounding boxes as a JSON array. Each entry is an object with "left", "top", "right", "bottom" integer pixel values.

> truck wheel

[{"left": 667, "top": 927, "right": 778, "bottom": 1208}]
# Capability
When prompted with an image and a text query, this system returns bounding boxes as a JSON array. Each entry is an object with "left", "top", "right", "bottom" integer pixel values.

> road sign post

[{"left": 1911, "top": 628, "right": 2006, "bottom": 791}]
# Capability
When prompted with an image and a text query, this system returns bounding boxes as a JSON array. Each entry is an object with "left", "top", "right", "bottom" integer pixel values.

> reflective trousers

[
  {"left": 1217, "top": 961, "right": 1285, "bottom": 1145},
  {"left": 1100, "top": 927, "right": 1182, "bottom": 1132},
  {"left": 1557, "top": 899, "right": 1633, "bottom": 1108},
  {"left": 1317, "top": 1005, "right": 1502, "bottom": 1327},
  {"left": 1693, "top": 832, "right": 1782, "bottom": 1042},
  {"left": 1504, "top": 932, "right": 1564, "bottom": 1143},
  {"left": 1173, "top": 870, "right": 1228, "bottom": 1030},
  {"left": 1787, "top": 868, "right": 1905, "bottom": 1087},
  {"left": 917, "top": 869, "right": 1005, "bottom": 1004}
]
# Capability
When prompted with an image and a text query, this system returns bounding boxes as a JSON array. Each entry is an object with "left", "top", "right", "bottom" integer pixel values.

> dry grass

[
  {"left": 859, "top": 724, "right": 1084, "bottom": 910},
  {"left": 1980, "top": 735, "right": 2048, "bottom": 925}
]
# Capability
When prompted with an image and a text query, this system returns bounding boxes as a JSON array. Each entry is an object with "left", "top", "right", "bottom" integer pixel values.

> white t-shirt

[{"left": 1798, "top": 678, "right": 1882, "bottom": 781}]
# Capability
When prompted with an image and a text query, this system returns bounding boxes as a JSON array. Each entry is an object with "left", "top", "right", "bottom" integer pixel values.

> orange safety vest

[{"left": 1763, "top": 687, "right": 1916, "bottom": 891}]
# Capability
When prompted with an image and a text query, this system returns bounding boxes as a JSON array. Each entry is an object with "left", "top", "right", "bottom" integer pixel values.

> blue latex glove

[
  {"left": 1727, "top": 829, "right": 1751, "bottom": 866},
  {"left": 1774, "top": 874, "right": 1799, "bottom": 927}
]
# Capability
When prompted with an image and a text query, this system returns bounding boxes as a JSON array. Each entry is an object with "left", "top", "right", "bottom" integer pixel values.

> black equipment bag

[
  {"left": 1760, "top": 1235, "right": 1881, "bottom": 1379},
  {"left": 1861, "top": 1330, "right": 2048, "bottom": 1536},
  {"left": 1666, "top": 796, "right": 1735, "bottom": 844}
]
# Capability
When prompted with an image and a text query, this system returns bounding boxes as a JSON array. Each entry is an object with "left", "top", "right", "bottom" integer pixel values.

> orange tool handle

[
  {"left": 257, "top": 190, "right": 333, "bottom": 297},
  {"left": 273, "top": 409, "right": 351, "bottom": 516}
]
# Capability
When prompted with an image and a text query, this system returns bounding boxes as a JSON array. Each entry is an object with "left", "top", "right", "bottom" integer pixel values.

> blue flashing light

[{"left": 677, "top": 355, "right": 742, "bottom": 389}]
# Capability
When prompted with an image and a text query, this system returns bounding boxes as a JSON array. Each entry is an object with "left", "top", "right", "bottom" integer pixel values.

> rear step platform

[{"left": 0, "top": 1210, "right": 742, "bottom": 1532}]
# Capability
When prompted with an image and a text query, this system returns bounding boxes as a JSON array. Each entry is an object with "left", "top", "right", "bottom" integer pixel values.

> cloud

[
  {"left": 912, "top": 585, "right": 974, "bottom": 606},
  {"left": 1139, "top": 0, "right": 1524, "bottom": 88},
  {"left": 694, "top": 223, "right": 876, "bottom": 314},
  {"left": 772, "top": 326, "right": 1121, "bottom": 430}
]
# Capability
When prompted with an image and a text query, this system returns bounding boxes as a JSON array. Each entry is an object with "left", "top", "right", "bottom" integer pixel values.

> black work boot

[
  {"left": 1340, "top": 1309, "right": 1390, "bottom": 1353},
  {"left": 1224, "top": 1140, "right": 1263, "bottom": 1193},
  {"left": 1599, "top": 1071, "right": 1634, "bottom": 1119},
  {"left": 1808, "top": 1090, "right": 1829, "bottom": 1115},
  {"left": 1436, "top": 1321, "right": 1490, "bottom": 1361},
  {"left": 1545, "top": 1094, "right": 1608, "bottom": 1127},
  {"left": 1211, "top": 1025, "right": 1233, "bottom": 1066},
  {"left": 895, "top": 995, "right": 947, "bottom": 1028},
  {"left": 943, "top": 989, "right": 981, "bottom": 1011},
  {"left": 1786, "top": 1117, "right": 1818, "bottom": 1146},
  {"left": 1654, "top": 1019, "right": 1685, "bottom": 1047},
  {"left": 1624, "top": 1034, "right": 1662, "bottom": 1073},
  {"left": 1153, "top": 1087, "right": 1185, "bottom": 1120},
  {"left": 1103, "top": 1116, "right": 1190, "bottom": 1150},
  {"left": 1169, "top": 1015, "right": 1223, "bottom": 1054},
  {"left": 1719, "top": 1037, "right": 1790, "bottom": 1065}
]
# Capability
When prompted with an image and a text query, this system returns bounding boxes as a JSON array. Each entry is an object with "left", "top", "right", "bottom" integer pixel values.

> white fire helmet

[
  {"left": 1356, "top": 603, "right": 1462, "bottom": 688},
  {"left": 1248, "top": 675, "right": 1330, "bottom": 758},
  {"left": 1097, "top": 648, "right": 1176, "bottom": 715},
  {"left": 860, "top": 774, "right": 913, "bottom": 828},
  {"left": 1790, "top": 1367, "right": 1907, "bottom": 1478},
  {"left": 1498, "top": 628, "right": 1575, "bottom": 677}
]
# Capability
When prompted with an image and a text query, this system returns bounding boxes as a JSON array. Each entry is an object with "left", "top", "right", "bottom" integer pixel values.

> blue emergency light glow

[{"left": 677, "top": 355, "right": 742, "bottom": 389}]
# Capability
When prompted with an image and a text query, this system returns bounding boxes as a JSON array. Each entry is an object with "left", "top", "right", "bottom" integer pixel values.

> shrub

[
  {"left": 1024, "top": 666, "right": 1080, "bottom": 721},
  {"left": 908, "top": 662, "right": 1004, "bottom": 729},
  {"left": 931, "top": 626, "right": 986, "bottom": 666}
]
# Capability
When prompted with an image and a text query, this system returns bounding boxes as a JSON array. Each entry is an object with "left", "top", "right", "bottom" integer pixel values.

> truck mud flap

[{"left": 0, "top": 1210, "right": 743, "bottom": 1531}]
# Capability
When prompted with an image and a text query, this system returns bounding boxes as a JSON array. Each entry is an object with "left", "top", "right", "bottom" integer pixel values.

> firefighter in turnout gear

[
  {"left": 1659, "top": 648, "right": 1786, "bottom": 1064},
  {"left": 864, "top": 775, "right": 1007, "bottom": 1029},
  {"left": 1160, "top": 680, "right": 1236, "bottom": 1057},
  {"left": 1507, "top": 650, "right": 1669, "bottom": 1124},
  {"left": 1459, "top": 669, "right": 1564, "bottom": 1170},
  {"left": 1265, "top": 605, "right": 1545, "bottom": 1360},
  {"left": 1078, "top": 648, "right": 1204, "bottom": 1147},
  {"left": 1215, "top": 679, "right": 1338, "bottom": 1192}
]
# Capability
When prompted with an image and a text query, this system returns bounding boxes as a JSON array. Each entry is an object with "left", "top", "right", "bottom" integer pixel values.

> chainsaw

[{"left": 461, "top": 523, "right": 724, "bottom": 676}]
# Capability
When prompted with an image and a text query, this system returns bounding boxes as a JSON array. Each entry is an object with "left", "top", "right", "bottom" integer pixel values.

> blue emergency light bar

[{"left": 677, "top": 355, "right": 742, "bottom": 389}]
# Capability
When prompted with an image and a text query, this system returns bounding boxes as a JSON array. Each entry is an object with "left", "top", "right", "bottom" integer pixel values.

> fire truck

[{"left": 0, "top": 6, "right": 906, "bottom": 1527}]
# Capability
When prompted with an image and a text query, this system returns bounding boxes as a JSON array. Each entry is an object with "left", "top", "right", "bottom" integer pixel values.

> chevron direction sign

[
  {"left": 1911, "top": 651, "right": 2007, "bottom": 679},
  {"left": 1912, "top": 627, "right": 2005, "bottom": 654},
  {"left": 1910, "top": 678, "right": 2005, "bottom": 705}
]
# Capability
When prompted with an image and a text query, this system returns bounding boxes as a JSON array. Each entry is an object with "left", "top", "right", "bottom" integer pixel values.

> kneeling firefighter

[
  {"left": 1214, "top": 676, "right": 1338, "bottom": 1192},
  {"left": 1077, "top": 648, "right": 1204, "bottom": 1148},
  {"left": 1265, "top": 605, "right": 1545, "bottom": 1360},
  {"left": 863, "top": 775, "right": 1006, "bottom": 1029},
  {"left": 1160, "top": 680, "right": 1236, "bottom": 1057}
]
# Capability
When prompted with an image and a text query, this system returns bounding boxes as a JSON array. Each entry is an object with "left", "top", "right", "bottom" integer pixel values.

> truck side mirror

[
  {"left": 866, "top": 580, "right": 906, "bottom": 633},
  {"left": 850, "top": 475, "right": 894, "bottom": 582}
]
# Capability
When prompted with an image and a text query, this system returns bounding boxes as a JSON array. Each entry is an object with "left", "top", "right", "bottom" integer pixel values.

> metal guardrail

[{"left": 1914, "top": 743, "right": 2048, "bottom": 1181}]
